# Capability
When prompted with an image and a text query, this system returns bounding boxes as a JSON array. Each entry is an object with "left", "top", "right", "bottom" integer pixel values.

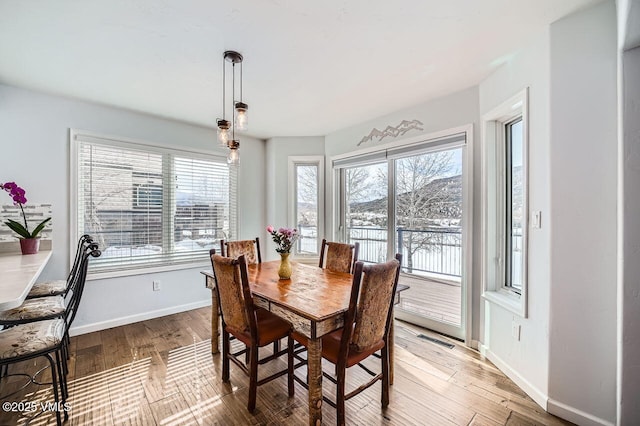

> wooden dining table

[{"left": 201, "top": 259, "right": 408, "bottom": 426}]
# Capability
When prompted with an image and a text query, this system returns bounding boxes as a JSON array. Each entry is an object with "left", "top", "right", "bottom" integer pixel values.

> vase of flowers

[
  {"left": 1, "top": 182, "right": 51, "bottom": 255},
  {"left": 267, "top": 225, "right": 299, "bottom": 280}
]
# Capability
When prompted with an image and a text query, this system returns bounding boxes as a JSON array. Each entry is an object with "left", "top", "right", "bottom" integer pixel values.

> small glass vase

[{"left": 278, "top": 252, "right": 292, "bottom": 280}]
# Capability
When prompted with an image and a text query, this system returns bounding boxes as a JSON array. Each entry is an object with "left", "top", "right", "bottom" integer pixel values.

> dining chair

[
  {"left": 26, "top": 234, "right": 93, "bottom": 299},
  {"left": 293, "top": 253, "right": 402, "bottom": 425},
  {"left": 318, "top": 239, "right": 360, "bottom": 274},
  {"left": 220, "top": 237, "right": 262, "bottom": 264},
  {"left": 210, "top": 252, "right": 294, "bottom": 412},
  {"left": 0, "top": 244, "right": 101, "bottom": 426},
  {"left": 216, "top": 238, "right": 273, "bottom": 357}
]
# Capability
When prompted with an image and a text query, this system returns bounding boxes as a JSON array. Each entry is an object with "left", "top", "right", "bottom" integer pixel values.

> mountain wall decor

[{"left": 357, "top": 119, "right": 424, "bottom": 146}]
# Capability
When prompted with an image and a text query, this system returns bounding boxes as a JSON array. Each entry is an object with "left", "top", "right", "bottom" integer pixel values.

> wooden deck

[
  {"left": 0, "top": 307, "right": 569, "bottom": 425},
  {"left": 397, "top": 274, "right": 462, "bottom": 326}
]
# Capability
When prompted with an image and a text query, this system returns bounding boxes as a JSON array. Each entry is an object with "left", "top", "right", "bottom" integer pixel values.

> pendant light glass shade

[
  {"left": 235, "top": 102, "right": 248, "bottom": 131},
  {"left": 227, "top": 140, "right": 240, "bottom": 166},
  {"left": 217, "top": 119, "right": 230, "bottom": 146}
]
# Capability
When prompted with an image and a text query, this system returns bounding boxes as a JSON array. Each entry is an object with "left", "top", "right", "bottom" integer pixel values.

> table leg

[
  {"left": 210, "top": 290, "right": 220, "bottom": 354},
  {"left": 307, "top": 337, "right": 323, "bottom": 426}
]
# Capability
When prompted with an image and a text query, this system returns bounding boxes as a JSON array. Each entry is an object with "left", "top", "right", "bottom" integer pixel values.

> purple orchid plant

[
  {"left": 1, "top": 182, "right": 51, "bottom": 239},
  {"left": 266, "top": 225, "right": 299, "bottom": 253}
]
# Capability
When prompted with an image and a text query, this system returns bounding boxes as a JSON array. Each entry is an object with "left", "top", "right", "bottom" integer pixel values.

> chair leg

[
  {"left": 248, "top": 345, "right": 258, "bottom": 412},
  {"left": 44, "top": 354, "right": 63, "bottom": 426},
  {"left": 273, "top": 339, "right": 280, "bottom": 356},
  {"left": 287, "top": 335, "right": 294, "bottom": 397},
  {"left": 55, "top": 351, "right": 67, "bottom": 400},
  {"left": 54, "top": 350, "right": 69, "bottom": 421},
  {"left": 336, "top": 363, "right": 347, "bottom": 426},
  {"left": 222, "top": 330, "right": 230, "bottom": 382},
  {"left": 381, "top": 344, "right": 390, "bottom": 408}
]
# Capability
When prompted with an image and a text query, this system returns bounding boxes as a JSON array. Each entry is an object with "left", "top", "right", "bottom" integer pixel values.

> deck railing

[{"left": 347, "top": 226, "right": 463, "bottom": 278}]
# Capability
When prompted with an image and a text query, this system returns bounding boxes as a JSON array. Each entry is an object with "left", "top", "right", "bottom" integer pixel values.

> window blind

[
  {"left": 74, "top": 132, "right": 234, "bottom": 273},
  {"left": 332, "top": 132, "right": 466, "bottom": 169}
]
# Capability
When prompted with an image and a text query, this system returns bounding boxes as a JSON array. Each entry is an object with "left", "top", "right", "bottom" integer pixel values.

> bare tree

[
  {"left": 296, "top": 165, "right": 318, "bottom": 207},
  {"left": 395, "top": 151, "right": 460, "bottom": 273},
  {"left": 345, "top": 166, "right": 388, "bottom": 226}
]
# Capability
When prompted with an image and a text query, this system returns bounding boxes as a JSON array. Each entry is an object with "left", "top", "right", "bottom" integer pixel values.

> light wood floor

[
  {"left": 398, "top": 274, "right": 462, "bottom": 326},
  {"left": 0, "top": 307, "right": 570, "bottom": 425}
]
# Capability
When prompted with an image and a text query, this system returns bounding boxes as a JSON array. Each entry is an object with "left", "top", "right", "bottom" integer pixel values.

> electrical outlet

[
  {"left": 153, "top": 280, "right": 161, "bottom": 291},
  {"left": 511, "top": 321, "right": 521, "bottom": 341}
]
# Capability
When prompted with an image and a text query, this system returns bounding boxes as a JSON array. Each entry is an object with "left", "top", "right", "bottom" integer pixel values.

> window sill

[
  {"left": 87, "top": 261, "right": 211, "bottom": 281},
  {"left": 482, "top": 289, "right": 526, "bottom": 318}
]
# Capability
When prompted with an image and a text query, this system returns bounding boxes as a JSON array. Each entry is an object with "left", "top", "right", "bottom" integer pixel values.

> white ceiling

[{"left": 0, "top": 0, "right": 602, "bottom": 139}]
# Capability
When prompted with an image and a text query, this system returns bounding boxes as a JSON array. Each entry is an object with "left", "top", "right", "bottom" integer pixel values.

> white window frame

[
  {"left": 288, "top": 156, "right": 325, "bottom": 258},
  {"left": 481, "top": 88, "right": 529, "bottom": 317},
  {"left": 70, "top": 129, "right": 237, "bottom": 279}
]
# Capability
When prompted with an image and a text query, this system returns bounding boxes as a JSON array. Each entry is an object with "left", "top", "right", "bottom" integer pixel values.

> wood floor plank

[
  {"left": 148, "top": 392, "right": 198, "bottom": 426},
  {"left": 110, "top": 393, "right": 156, "bottom": 426},
  {"left": 469, "top": 413, "right": 504, "bottom": 426},
  {"left": 101, "top": 326, "right": 136, "bottom": 370},
  {"left": 75, "top": 330, "right": 103, "bottom": 351}
]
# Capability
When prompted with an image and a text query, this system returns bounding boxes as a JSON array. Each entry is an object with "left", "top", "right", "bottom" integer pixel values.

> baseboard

[
  {"left": 69, "top": 299, "right": 212, "bottom": 337},
  {"left": 547, "top": 398, "right": 614, "bottom": 426},
  {"left": 480, "top": 344, "right": 548, "bottom": 409},
  {"left": 469, "top": 339, "right": 480, "bottom": 350}
]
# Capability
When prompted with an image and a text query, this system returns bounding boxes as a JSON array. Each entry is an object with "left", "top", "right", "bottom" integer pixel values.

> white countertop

[{"left": 0, "top": 250, "right": 52, "bottom": 311}]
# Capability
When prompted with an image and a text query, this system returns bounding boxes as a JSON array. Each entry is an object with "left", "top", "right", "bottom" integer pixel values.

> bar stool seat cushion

[
  {"left": 0, "top": 319, "right": 65, "bottom": 360},
  {"left": 27, "top": 280, "right": 67, "bottom": 298},
  {"left": 0, "top": 296, "right": 65, "bottom": 322}
]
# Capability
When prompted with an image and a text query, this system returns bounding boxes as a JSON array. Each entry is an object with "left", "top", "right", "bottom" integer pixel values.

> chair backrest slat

[
  {"left": 220, "top": 238, "right": 262, "bottom": 265},
  {"left": 319, "top": 239, "right": 359, "bottom": 274}
]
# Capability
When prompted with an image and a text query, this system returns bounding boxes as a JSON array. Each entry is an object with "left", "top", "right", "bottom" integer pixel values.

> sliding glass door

[
  {"left": 343, "top": 163, "right": 388, "bottom": 264},
  {"left": 394, "top": 147, "right": 464, "bottom": 338},
  {"left": 336, "top": 132, "right": 470, "bottom": 340}
]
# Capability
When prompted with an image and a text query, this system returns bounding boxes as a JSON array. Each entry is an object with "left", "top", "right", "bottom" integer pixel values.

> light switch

[{"left": 532, "top": 211, "right": 541, "bottom": 229}]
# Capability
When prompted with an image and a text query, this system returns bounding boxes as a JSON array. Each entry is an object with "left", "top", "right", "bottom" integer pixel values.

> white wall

[
  {"left": 478, "top": 26, "right": 552, "bottom": 407},
  {"left": 264, "top": 136, "right": 325, "bottom": 261},
  {"left": 618, "top": 44, "right": 640, "bottom": 426},
  {"left": 0, "top": 83, "right": 265, "bottom": 334},
  {"left": 548, "top": 2, "right": 618, "bottom": 425},
  {"left": 617, "top": 3, "right": 640, "bottom": 423}
]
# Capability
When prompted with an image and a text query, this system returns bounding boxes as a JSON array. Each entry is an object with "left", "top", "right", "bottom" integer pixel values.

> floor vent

[{"left": 417, "top": 334, "right": 455, "bottom": 349}]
